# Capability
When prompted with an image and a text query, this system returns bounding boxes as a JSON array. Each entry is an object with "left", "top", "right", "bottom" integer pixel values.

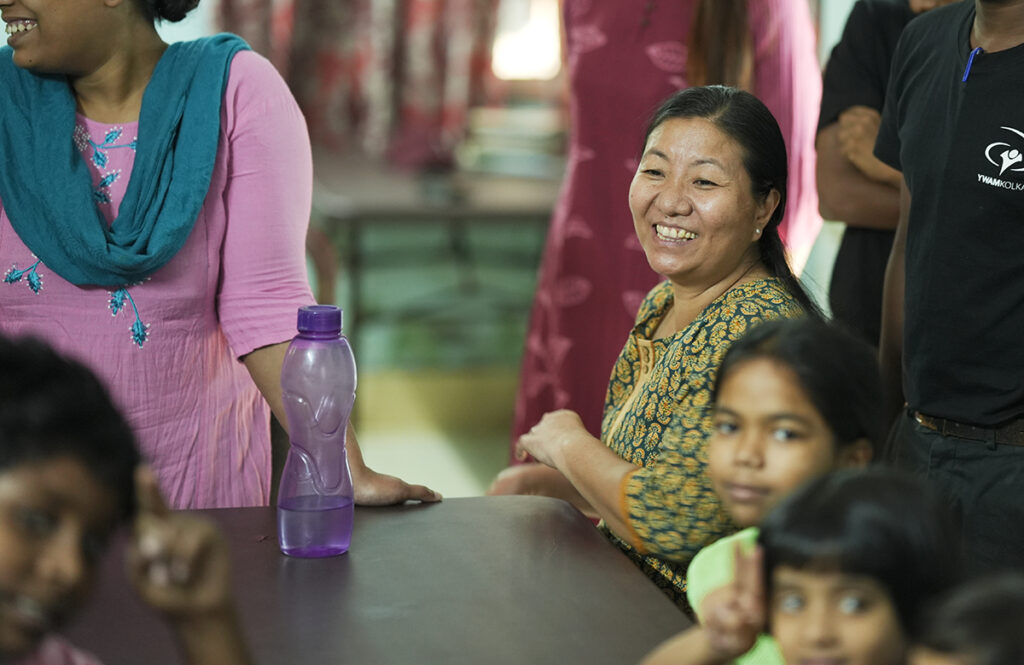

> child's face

[
  {"left": 708, "top": 358, "right": 839, "bottom": 527},
  {"left": 771, "top": 566, "right": 906, "bottom": 665},
  {"left": 0, "top": 455, "right": 119, "bottom": 658}
]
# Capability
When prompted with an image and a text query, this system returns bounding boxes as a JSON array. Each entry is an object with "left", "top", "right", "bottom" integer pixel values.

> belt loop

[{"left": 986, "top": 429, "right": 997, "bottom": 451}]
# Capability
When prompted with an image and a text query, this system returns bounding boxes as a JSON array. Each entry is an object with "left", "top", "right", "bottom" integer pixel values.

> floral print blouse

[{"left": 598, "top": 278, "right": 805, "bottom": 607}]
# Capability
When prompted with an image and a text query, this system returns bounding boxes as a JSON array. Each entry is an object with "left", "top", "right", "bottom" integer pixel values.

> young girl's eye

[
  {"left": 837, "top": 594, "right": 870, "bottom": 614},
  {"left": 771, "top": 427, "right": 802, "bottom": 442},
  {"left": 16, "top": 506, "right": 57, "bottom": 537},
  {"left": 775, "top": 591, "right": 805, "bottom": 614},
  {"left": 713, "top": 419, "right": 738, "bottom": 435}
]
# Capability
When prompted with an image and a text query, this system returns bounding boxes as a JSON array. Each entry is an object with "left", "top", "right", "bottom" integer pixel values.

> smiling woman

[{"left": 504, "top": 86, "right": 818, "bottom": 609}]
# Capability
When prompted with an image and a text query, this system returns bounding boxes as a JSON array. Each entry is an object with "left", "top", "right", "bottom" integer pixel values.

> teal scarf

[{"left": 0, "top": 34, "right": 250, "bottom": 287}]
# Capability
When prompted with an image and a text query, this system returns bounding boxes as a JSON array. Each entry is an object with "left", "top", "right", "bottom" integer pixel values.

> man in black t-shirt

[
  {"left": 817, "top": 0, "right": 955, "bottom": 346},
  {"left": 877, "top": 0, "right": 1024, "bottom": 573}
]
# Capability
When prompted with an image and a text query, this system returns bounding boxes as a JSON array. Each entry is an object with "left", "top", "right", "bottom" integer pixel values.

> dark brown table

[{"left": 68, "top": 496, "right": 689, "bottom": 665}]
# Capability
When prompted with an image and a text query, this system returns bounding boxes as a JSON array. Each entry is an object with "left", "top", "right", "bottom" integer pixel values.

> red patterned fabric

[{"left": 218, "top": 0, "right": 498, "bottom": 167}]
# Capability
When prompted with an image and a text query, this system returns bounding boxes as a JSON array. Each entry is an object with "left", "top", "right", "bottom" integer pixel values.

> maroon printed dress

[{"left": 512, "top": 0, "right": 822, "bottom": 449}]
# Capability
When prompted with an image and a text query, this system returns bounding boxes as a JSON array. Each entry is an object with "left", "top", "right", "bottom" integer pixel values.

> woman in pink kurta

[
  {"left": 0, "top": 51, "right": 311, "bottom": 508},
  {"left": 510, "top": 0, "right": 822, "bottom": 451},
  {"left": 1, "top": 14, "right": 437, "bottom": 510}
]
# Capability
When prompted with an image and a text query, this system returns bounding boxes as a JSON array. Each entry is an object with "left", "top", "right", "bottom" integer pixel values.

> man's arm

[
  {"left": 817, "top": 105, "right": 903, "bottom": 229},
  {"left": 879, "top": 181, "right": 910, "bottom": 427}
]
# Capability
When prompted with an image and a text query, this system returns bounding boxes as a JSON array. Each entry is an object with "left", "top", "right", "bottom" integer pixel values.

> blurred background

[{"left": 162, "top": 0, "right": 860, "bottom": 498}]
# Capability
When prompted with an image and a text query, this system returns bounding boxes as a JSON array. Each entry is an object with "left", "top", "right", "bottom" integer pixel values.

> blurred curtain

[{"left": 219, "top": 0, "right": 500, "bottom": 169}]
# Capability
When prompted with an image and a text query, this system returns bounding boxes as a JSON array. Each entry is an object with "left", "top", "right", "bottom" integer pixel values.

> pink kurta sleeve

[
  {"left": 749, "top": 0, "right": 823, "bottom": 268},
  {"left": 215, "top": 51, "right": 316, "bottom": 358}
]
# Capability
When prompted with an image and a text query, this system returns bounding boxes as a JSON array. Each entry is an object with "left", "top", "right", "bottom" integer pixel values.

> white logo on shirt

[
  {"left": 977, "top": 127, "right": 1024, "bottom": 191},
  {"left": 984, "top": 127, "right": 1024, "bottom": 175}
]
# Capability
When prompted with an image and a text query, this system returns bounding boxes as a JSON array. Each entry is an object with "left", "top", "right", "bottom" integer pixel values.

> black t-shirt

[
  {"left": 818, "top": 0, "right": 914, "bottom": 132},
  {"left": 818, "top": 0, "right": 912, "bottom": 346},
  {"left": 876, "top": 0, "right": 1024, "bottom": 426}
]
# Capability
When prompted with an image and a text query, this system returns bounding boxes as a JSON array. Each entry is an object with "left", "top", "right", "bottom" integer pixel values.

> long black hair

[
  {"left": 137, "top": 0, "right": 200, "bottom": 23},
  {"left": 759, "top": 469, "right": 964, "bottom": 637},
  {"left": 641, "top": 85, "right": 820, "bottom": 316}
]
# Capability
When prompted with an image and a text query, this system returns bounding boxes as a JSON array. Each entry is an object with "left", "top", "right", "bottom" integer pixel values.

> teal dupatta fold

[{"left": 0, "top": 34, "right": 250, "bottom": 287}]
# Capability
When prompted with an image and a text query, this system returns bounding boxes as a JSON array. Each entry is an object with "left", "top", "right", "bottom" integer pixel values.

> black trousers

[{"left": 887, "top": 409, "right": 1024, "bottom": 576}]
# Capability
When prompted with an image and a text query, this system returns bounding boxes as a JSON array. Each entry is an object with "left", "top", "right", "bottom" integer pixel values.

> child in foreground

[
  {"left": 0, "top": 335, "right": 250, "bottom": 665},
  {"left": 642, "top": 317, "right": 923, "bottom": 665},
  {"left": 910, "top": 572, "right": 1024, "bottom": 665},
  {"left": 645, "top": 468, "right": 963, "bottom": 665}
]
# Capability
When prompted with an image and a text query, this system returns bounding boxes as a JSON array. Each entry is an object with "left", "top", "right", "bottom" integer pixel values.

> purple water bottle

[{"left": 277, "top": 305, "right": 356, "bottom": 557}]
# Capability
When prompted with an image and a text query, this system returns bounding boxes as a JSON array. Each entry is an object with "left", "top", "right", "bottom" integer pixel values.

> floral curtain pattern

[{"left": 219, "top": 0, "right": 500, "bottom": 169}]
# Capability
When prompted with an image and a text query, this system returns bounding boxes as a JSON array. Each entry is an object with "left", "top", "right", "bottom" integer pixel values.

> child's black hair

[
  {"left": 0, "top": 335, "right": 140, "bottom": 521},
  {"left": 759, "top": 468, "right": 963, "bottom": 637},
  {"left": 916, "top": 573, "right": 1024, "bottom": 665},
  {"left": 712, "top": 317, "right": 884, "bottom": 457}
]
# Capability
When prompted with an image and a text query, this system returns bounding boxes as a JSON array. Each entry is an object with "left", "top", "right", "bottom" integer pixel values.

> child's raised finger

[
  {"left": 733, "top": 543, "right": 765, "bottom": 620},
  {"left": 733, "top": 543, "right": 764, "bottom": 599},
  {"left": 135, "top": 464, "right": 170, "bottom": 518}
]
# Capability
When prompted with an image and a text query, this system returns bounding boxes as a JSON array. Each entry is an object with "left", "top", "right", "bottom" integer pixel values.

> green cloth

[
  {"left": 0, "top": 35, "right": 249, "bottom": 287},
  {"left": 686, "top": 528, "right": 783, "bottom": 665}
]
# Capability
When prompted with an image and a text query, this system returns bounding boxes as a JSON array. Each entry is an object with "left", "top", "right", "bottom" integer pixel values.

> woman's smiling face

[
  {"left": 0, "top": 0, "right": 120, "bottom": 74},
  {"left": 628, "top": 116, "right": 778, "bottom": 290}
]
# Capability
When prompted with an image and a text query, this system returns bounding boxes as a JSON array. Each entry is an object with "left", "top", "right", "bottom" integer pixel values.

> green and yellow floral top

[{"left": 598, "top": 278, "right": 804, "bottom": 607}]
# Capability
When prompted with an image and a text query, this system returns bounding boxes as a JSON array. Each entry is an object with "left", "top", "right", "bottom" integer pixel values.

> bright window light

[{"left": 491, "top": 0, "right": 561, "bottom": 81}]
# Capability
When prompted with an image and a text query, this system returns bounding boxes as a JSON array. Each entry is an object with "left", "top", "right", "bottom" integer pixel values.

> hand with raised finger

[
  {"left": 126, "top": 466, "right": 252, "bottom": 665},
  {"left": 126, "top": 466, "right": 234, "bottom": 619},
  {"left": 699, "top": 542, "right": 767, "bottom": 660}
]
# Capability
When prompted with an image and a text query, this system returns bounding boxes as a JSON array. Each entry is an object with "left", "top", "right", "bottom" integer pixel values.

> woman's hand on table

[
  {"left": 344, "top": 422, "right": 442, "bottom": 505},
  {"left": 515, "top": 409, "right": 594, "bottom": 468},
  {"left": 350, "top": 464, "right": 442, "bottom": 505}
]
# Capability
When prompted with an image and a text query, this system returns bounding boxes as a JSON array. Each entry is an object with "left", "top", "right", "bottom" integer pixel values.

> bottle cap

[{"left": 296, "top": 305, "right": 342, "bottom": 334}]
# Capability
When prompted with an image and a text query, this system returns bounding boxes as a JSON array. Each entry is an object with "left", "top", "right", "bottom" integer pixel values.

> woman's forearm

[{"left": 549, "top": 432, "right": 641, "bottom": 544}]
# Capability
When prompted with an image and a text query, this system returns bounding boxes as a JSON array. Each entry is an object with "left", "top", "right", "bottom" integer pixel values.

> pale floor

[
  {"left": 326, "top": 221, "right": 844, "bottom": 499},
  {"left": 354, "top": 368, "right": 518, "bottom": 498}
]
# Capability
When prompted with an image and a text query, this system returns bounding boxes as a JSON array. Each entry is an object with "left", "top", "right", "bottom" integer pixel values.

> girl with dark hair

[
  {"left": 0, "top": 0, "right": 437, "bottom": 509},
  {"left": 641, "top": 317, "right": 880, "bottom": 664},
  {"left": 507, "top": 86, "right": 811, "bottom": 607},
  {"left": 0, "top": 335, "right": 251, "bottom": 665},
  {"left": 646, "top": 468, "right": 963, "bottom": 665}
]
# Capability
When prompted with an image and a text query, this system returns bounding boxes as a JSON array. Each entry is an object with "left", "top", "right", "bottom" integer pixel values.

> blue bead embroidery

[
  {"left": 3, "top": 258, "right": 43, "bottom": 294},
  {"left": 3, "top": 124, "right": 151, "bottom": 348}
]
